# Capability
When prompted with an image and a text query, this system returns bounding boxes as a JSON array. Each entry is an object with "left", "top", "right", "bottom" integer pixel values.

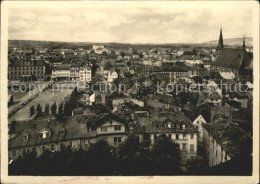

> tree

[
  {"left": 51, "top": 102, "right": 57, "bottom": 114},
  {"left": 45, "top": 104, "right": 49, "bottom": 114},
  {"left": 116, "top": 135, "right": 152, "bottom": 175},
  {"left": 30, "top": 106, "right": 35, "bottom": 116},
  {"left": 36, "top": 104, "right": 42, "bottom": 117},
  {"left": 120, "top": 51, "right": 125, "bottom": 58},
  {"left": 58, "top": 103, "right": 63, "bottom": 115},
  {"left": 86, "top": 140, "right": 114, "bottom": 175},
  {"left": 151, "top": 134, "right": 181, "bottom": 175}
]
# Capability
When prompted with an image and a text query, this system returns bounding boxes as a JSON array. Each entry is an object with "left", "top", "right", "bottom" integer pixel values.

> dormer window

[
  {"left": 182, "top": 124, "right": 186, "bottom": 130},
  {"left": 22, "top": 133, "right": 29, "bottom": 141},
  {"left": 38, "top": 127, "right": 51, "bottom": 139},
  {"left": 59, "top": 128, "right": 66, "bottom": 136},
  {"left": 39, "top": 131, "right": 50, "bottom": 139}
]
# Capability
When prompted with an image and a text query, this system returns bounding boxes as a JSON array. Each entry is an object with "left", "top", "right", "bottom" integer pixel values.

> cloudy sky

[{"left": 8, "top": 1, "right": 254, "bottom": 44}]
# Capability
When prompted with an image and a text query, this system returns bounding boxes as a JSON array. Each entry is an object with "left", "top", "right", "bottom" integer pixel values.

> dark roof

[
  {"left": 72, "top": 107, "right": 84, "bottom": 115},
  {"left": 9, "top": 117, "right": 96, "bottom": 149},
  {"left": 136, "top": 111, "right": 199, "bottom": 134},
  {"left": 10, "top": 60, "right": 46, "bottom": 67},
  {"left": 55, "top": 64, "right": 71, "bottom": 70},
  {"left": 91, "top": 114, "right": 126, "bottom": 129},
  {"left": 212, "top": 48, "right": 250, "bottom": 69},
  {"left": 203, "top": 120, "right": 252, "bottom": 158}
]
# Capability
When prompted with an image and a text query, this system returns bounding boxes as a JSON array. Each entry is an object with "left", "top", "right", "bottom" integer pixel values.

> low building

[
  {"left": 191, "top": 115, "right": 207, "bottom": 143},
  {"left": 203, "top": 120, "right": 252, "bottom": 167},
  {"left": 52, "top": 64, "right": 71, "bottom": 81},
  {"left": 8, "top": 55, "right": 46, "bottom": 81},
  {"left": 136, "top": 111, "right": 199, "bottom": 164},
  {"left": 70, "top": 63, "right": 92, "bottom": 82},
  {"left": 8, "top": 114, "right": 129, "bottom": 161}
]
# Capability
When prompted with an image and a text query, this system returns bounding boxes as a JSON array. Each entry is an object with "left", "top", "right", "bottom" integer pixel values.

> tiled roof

[
  {"left": 203, "top": 120, "right": 252, "bottom": 158},
  {"left": 9, "top": 117, "right": 96, "bottom": 149},
  {"left": 136, "top": 111, "right": 199, "bottom": 134},
  {"left": 91, "top": 114, "right": 126, "bottom": 129},
  {"left": 55, "top": 64, "right": 71, "bottom": 70},
  {"left": 212, "top": 48, "right": 251, "bottom": 69}
]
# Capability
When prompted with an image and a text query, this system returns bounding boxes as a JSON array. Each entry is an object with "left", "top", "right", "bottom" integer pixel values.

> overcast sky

[{"left": 8, "top": 2, "right": 254, "bottom": 44}]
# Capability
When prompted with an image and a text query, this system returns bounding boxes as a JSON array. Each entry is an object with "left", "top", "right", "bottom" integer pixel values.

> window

[
  {"left": 114, "top": 137, "right": 122, "bottom": 143},
  {"left": 190, "top": 144, "right": 194, "bottom": 153},
  {"left": 191, "top": 134, "right": 194, "bottom": 139},
  {"left": 60, "top": 143, "right": 64, "bottom": 149},
  {"left": 168, "top": 134, "right": 172, "bottom": 139},
  {"left": 13, "top": 150, "right": 16, "bottom": 157},
  {"left": 23, "top": 149, "right": 27, "bottom": 156},
  {"left": 182, "top": 124, "right": 186, "bottom": 129},
  {"left": 69, "top": 141, "right": 72, "bottom": 147},
  {"left": 32, "top": 147, "right": 36, "bottom": 152},
  {"left": 177, "top": 124, "right": 180, "bottom": 129},
  {"left": 101, "top": 127, "right": 107, "bottom": 132},
  {"left": 42, "top": 146, "right": 46, "bottom": 152},
  {"left": 183, "top": 133, "right": 186, "bottom": 139},
  {"left": 114, "top": 125, "right": 121, "bottom": 131},
  {"left": 176, "top": 134, "right": 179, "bottom": 140},
  {"left": 23, "top": 135, "right": 29, "bottom": 141},
  {"left": 182, "top": 143, "right": 187, "bottom": 151},
  {"left": 51, "top": 144, "right": 55, "bottom": 151},
  {"left": 39, "top": 131, "right": 50, "bottom": 139}
]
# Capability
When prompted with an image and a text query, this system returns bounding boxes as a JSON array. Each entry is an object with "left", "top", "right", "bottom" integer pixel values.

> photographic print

[{"left": 1, "top": 1, "right": 259, "bottom": 184}]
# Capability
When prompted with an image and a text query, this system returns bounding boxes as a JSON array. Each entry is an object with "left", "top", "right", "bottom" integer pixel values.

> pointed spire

[
  {"left": 243, "top": 35, "right": 246, "bottom": 50},
  {"left": 217, "top": 26, "right": 224, "bottom": 50}
]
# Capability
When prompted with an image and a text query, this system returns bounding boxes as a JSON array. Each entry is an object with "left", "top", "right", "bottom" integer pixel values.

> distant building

[
  {"left": 211, "top": 28, "right": 253, "bottom": 76},
  {"left": 52, "top": 64, "right": 71, "bottom": 81},
  {"left": 8, "top": 54, "right": 46, "bottom": 81},
  {"left": 192, "top": 115, "right": 207, "bottom": 143},
  {"left": 70, "top": 63, "right": 92, "bottom": 82}
]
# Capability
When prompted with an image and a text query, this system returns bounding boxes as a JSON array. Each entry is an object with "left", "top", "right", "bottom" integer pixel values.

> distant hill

[
  {"left": 8, "top": 37, "right": 253, "bottom": 50},
  {"left": 203, "top": 37, "right": 253, "bottom": 47}
]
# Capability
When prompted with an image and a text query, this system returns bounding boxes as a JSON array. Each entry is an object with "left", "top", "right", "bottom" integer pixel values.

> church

[{"left": 210, "top": 28, "right": 253, "bottom": 77}]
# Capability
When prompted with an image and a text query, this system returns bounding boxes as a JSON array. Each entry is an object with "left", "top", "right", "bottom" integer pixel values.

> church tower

[
  {"left": 217, "top": 27, "right": 224, "bottom": 53},
  {"left": 243, "top": 35, "right": 246, "bottom": 50}
]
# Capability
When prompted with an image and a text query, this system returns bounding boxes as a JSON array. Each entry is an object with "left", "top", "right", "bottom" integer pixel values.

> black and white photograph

[{"left": 1, "top": 1, "right": 259, "bottom": 184}]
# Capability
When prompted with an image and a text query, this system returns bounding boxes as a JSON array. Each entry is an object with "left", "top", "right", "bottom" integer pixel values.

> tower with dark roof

[
  {"left": 243, "top": 35, "right": 246, "bottom": 50},
  {"left": 217, "top": 27, "right": 224, "bottom": 53}
]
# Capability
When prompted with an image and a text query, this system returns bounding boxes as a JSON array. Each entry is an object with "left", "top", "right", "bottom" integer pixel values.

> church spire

[
  {"left": 217, "top": 26, "right": 224, "bottom": 51},
  {"left": 243, "top": 35, "right": 246, "bottom": 50}
]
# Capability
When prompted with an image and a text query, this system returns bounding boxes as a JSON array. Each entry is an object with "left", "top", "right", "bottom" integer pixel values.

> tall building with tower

[{"left": 211, "top": 28, "right": 253, "bottom": 77}]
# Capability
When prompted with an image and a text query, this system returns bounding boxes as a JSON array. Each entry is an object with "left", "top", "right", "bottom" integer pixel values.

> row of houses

[{"left": 51, "top": 63, "right": 92, "bottom": 82}]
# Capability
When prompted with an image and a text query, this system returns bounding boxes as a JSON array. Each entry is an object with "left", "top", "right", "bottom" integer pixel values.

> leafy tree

[
  {"left": 45, "top": 104, "right": 49, "bottom": 114},
  {"left": 30, "top": 106, "right": 35, "bottom": 116},
  {"left": 36, "top": 104, "right": 42, "bottom": 117},
  {"left": 86, "top": 139, "right": 114, "bottom": 175},
  {"left": 58, "top": 103, "right": 63, "bottom": 115},
  {"left": 51, "top": 102, "right": 57, "bottom": 114},
  {"left": 116, "top": 135, "right": 152, "bottom": 175},
  {"left": 151, "top": 134, "right": 181, "bottom": 175}
]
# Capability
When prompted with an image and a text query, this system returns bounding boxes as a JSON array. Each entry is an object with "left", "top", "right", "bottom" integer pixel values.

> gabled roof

[
  {"left": 135, "top": 111, "right": 199, "bottom": 134},
  {"left": 55, "top": 64, "right": 71, "bottom": 70},
  {"left": 203, "top": 120, "right": 252, "bottom": 158},
  {"left": 9, "top": 117, "right": 96, "bottom": 149},
  {"left": 212, "top": 48, "right": 249, "bottom": 69},
  {"left": 91, "top": 114, "right": 126, "bottom": 129}
]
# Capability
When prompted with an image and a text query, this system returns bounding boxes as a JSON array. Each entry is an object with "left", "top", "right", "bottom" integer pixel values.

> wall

[{"left": 203, "top": 128, "right": 231, "bottom": 167}]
